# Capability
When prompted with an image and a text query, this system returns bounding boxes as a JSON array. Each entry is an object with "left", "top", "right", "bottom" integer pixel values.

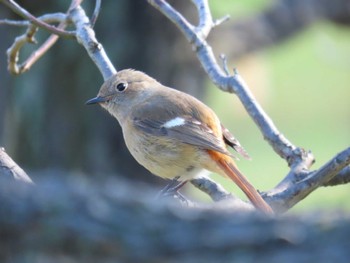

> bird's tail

[{"left": 208, "top": 151, "right": 273, "bottom": 215}]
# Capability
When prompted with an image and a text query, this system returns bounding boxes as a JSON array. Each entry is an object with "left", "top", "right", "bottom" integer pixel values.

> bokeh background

[{"left": 0, "top": 0, "right": 349, "bottom": 212}]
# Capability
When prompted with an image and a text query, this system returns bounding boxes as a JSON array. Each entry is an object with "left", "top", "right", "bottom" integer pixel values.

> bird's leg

[{"left": 157, "top": 177, "right": 188, "bottom": 203}]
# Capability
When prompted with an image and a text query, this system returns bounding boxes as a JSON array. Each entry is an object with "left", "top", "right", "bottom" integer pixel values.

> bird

[{"left": 86, "top": 69, "right": 273, "bottom": 214}]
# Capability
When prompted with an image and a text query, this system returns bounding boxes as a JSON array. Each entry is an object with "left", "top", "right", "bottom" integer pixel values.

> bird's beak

[{"left": 85, "top": 96, "right": 107, "bottom": 105}]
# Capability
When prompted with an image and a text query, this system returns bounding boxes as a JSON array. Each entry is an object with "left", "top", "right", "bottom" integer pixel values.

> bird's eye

[{"left": 116, "top": 82, "right": 128, "bottom": 92}]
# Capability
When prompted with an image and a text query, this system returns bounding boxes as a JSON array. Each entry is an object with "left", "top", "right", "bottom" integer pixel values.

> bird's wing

[
  {"left": 133, "top": 116, "right": 232, "bottom": 157},
  {"left": 221, "top": 124, "right": 251, "bottom": 160}
]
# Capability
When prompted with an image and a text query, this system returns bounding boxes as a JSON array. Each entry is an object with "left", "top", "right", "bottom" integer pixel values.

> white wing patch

[{"left": 162, "top": 117, "right": 186, "bottom": 128}]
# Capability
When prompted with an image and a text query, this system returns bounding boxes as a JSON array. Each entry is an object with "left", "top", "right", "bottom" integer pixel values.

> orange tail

[{"left": 208, "top": 151, "right": 273, "bottom": 215}]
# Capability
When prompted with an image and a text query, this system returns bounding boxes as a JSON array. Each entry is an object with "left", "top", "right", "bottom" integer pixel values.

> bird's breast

[{"left": 122, "top": 122, "right": 206, "bottom": 180}]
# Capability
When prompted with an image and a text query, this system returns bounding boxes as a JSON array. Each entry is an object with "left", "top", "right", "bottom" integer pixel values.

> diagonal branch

[
  {"left": 0, "top": 147, "right": 33, "bottom": 184},
  {"left": 324, "top": 165, "right": 350, "bottom": 186},
  {"left": 148, "top": 0, "right": 349, "bottom": 213},
  {"left": 68, "top": 4, "right": 116, "bottom": 80}
]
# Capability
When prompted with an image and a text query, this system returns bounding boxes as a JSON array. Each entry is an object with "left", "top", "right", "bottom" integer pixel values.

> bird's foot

[{"left": 157, "top": 177, "right": 189, "bottom": 205}]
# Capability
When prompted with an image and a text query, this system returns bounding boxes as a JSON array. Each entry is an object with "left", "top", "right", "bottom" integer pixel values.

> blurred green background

[{"left": 0, "top": 1, "right": 349, "bottom": 213}]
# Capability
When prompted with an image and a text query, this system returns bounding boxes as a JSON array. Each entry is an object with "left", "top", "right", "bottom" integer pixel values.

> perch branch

[{"left": 190, "top": 176, "right": 233, "bottom": 202}]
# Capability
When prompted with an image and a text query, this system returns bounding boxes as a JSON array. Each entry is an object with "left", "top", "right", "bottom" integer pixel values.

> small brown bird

[{"left": 86, "top": 69, "right": 273, "bottom": 214}]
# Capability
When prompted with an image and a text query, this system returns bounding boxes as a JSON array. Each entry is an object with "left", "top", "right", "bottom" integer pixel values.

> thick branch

[{"left": 324, "top": 165, "right": 350, "bottom": 186}]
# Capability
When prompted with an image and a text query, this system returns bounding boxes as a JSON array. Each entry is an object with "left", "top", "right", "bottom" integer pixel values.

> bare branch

[
  {"left": 5, "top": 13, "right": 69, "bottom": 74},
  {"left": 6, "top": 23, "right": 38, "bottom": 74},
  {"left": 69, "top": 4, "right": 116, "bottom": 80},
  {"left": 190, "top": 176, "right": 233, "bottom": 202},
  {"left": 18, "top": 24, "right": 65, "bottom": 74},
  {"left": 324, "top": 165, "right": 350, "bottom": 186},
  {"left": 0, "top": 147, "right": 33, "bottom": 184},
  {"left": 90, "top": 0, "right": 101, "bottom": 28},
  {"left": 3, "top": 0, "right": 115, "bottom": 77},
  {"left": 213, "top": 14, "right": 230, "bottom": 27},
  {"left": 1, "top": 0, "right": 75, "bottom": 38},
  {"left": 191, "top": 0, "right": 213, "bottom": 38},
  {"left": 265, "top": 147, "right": 350, "bottom": 213},
  {"left": 0, "top": 19, "right": 29, "bottom": 26}
]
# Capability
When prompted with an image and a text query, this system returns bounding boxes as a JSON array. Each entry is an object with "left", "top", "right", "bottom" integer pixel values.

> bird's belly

[{"left": 124, "top": 131, "right": 203, "bottom": 180}]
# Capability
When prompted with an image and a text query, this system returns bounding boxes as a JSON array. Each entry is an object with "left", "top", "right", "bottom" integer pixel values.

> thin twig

[
  {"left": 6, "top": 13, "right": 70, "bottom": 74},
  {"left": 90, "top": 0, "right": 101, "bottom": 28},
  {"left": 1, "top": 0, "right": 75, "bottom": 38},
  {"left": 213, "top": 14, "right": 230, "bottom": 27},
  {"left": 0, "top": 19, "right": 29, "bottom": 26},
  {"left": 19, "top": 22, "right": 67, "bottom": 74}
]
